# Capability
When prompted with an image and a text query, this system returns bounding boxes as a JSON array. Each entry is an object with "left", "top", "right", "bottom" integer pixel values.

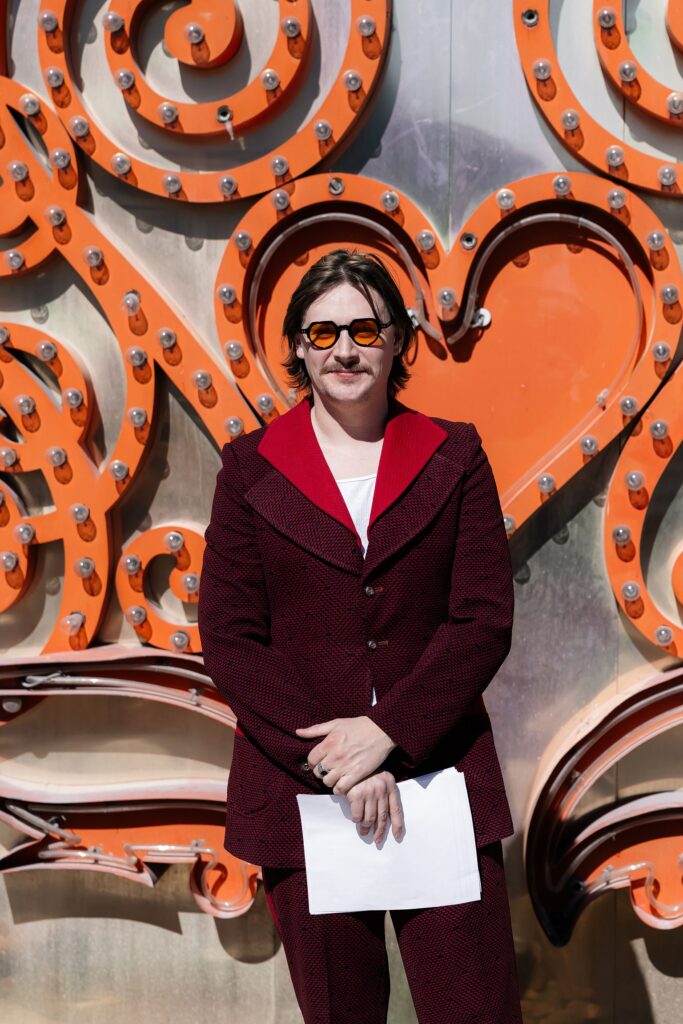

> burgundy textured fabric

[
  {"left": 261, "top": 840, "right": 524, "bottom": 1024},
  {"left": 197, "top": 394, "right": 516, "bottom": 868}
]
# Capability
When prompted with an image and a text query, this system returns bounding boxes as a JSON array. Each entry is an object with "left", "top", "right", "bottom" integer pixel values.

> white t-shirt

[{"left": 335, "top": 473, "right": 378, "bottom": 706}]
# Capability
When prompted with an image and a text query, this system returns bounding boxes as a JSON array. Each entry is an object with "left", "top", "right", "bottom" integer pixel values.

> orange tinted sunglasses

[{"left": 301, "top": 317, "right": 393, "bottom": 349}]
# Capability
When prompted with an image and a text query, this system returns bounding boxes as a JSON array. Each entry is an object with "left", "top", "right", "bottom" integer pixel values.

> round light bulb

[
  {"left": 116, "top": 69, "right": 135, "bottom": 91},
  {"left": 597, "top": 7, "right": 617, "bottom": 29},
  {"left": 356, "top": 15, "right": 376, "bottom": 36},
  {"left": 111, "top": 152, "right": 132, "bottom": 175},
  {"left": 606, "top": 145, "right": 625, "bottom": 168},
  {"left": 313, "top": 120, "right": 332, "bottom": 141},
  {"left": 184, "top": 22, "right": 204, "bottom": 44},
  {"left": 532, "top": 59, "right": 552, "bottom": 81},
  {"left": 261, "top": 69, "right": 280, "bottom": 91},
  {"left": 281, "top": 16, "right": 301, "bottom": 38}
]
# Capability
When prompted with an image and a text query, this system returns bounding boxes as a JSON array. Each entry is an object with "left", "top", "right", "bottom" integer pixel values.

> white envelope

[{"left": 296, "top": 767, "right": 482, "bottom": 914}]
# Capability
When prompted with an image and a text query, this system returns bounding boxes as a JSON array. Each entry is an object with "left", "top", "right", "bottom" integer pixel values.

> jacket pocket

[{"left": 227, "top": 730, "right": 286, "bottom": 816}]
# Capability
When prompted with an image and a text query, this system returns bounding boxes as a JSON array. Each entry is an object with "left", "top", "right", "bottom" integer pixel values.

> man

[{"left": 198, "top": 249, "right": 524, "bottom": 1023}]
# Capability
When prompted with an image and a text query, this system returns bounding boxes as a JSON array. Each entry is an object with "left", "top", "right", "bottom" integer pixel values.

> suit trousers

[{"left": 261, "top": 839, "right": 524, "bottom": 1024}]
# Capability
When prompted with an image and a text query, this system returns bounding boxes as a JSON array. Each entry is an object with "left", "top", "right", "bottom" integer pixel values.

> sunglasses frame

[{"left": 300, "top": 317, "right": 394, "bottom": 349}]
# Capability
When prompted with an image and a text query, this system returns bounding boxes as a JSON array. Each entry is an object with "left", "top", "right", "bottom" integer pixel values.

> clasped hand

[{"left": 295, "top": 716, "right": 404, "bottom": 843}]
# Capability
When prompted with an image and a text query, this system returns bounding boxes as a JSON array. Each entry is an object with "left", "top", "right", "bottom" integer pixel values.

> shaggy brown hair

[{"left": 281, "top": 249, "right": 415, "bottom": 398}]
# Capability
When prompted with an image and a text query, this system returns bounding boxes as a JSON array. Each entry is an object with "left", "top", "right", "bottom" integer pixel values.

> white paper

[{"left": 296, "top": 767, "right": 481, "bottom": 914}]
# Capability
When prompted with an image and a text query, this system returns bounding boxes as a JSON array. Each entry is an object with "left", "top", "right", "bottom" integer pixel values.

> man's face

[{"left": 295, "top": 282, "right": 400, "bottom": 405}]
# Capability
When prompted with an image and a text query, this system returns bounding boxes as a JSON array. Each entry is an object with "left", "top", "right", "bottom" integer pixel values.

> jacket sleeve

[
  {"left": 197, "top": 439, "right": 330, "bottom": 784},
  {"left": 367, "top": 423, "right": 514, "bottom": 770}
]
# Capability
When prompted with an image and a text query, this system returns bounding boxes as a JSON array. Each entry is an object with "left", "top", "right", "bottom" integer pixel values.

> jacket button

[
  {"left": 367, "top": 639, "right": 378, "bottom": 650},
  {"left": 300, "top": 760, "right": 312, "bottom": 772},
  {"left": 364, "top": 584, "right": 375, "bottom": 596}
]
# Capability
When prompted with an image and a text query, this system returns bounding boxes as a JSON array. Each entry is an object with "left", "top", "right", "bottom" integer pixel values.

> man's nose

[{"left": 333, "top": 328, "right": 357, "bottom": 357}]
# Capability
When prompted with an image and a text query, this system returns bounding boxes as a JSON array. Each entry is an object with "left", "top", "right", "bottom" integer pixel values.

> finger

[
  {"left": 360, "top": 795, "right": 377, "bottom": 836},
  {"left": 332, "top": 771, "right": 360, "bottom": 797},
  {"left": 388, "top": 786, "right": 404, "bottom": 839},
  {"left": 295, "top": 722, "right": 333, "bottom": 736},
  {"left": 309, "top": 744, "right": 331, "bottom": 777},
  {"left": 348, "top": 793, "right": 365, "bottom": 824},
  {"left": 345, "top": 780, "right": 370, "bottom": 804},
  {"left": 358, "top": 797, "right": 371, "bottom": 835},
  {"left": 321, "top": 765, "right": 344, "bottom": 788},
  {"left": 373, "top": 795, "right": 389, "bottom": 843}
]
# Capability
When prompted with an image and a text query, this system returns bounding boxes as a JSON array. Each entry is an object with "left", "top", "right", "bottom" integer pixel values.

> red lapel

[{"left": 256, "top": 394, "right": 448, "bottom": 540}]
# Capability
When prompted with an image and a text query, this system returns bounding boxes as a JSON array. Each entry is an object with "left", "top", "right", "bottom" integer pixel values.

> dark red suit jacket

[{"left": 197, "top": 393, "right": 515, "bottom": 868}]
